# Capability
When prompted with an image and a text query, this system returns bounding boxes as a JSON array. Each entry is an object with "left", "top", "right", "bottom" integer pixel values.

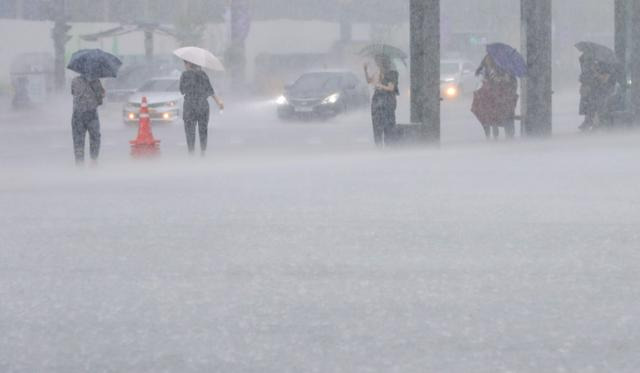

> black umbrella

[
  {"left": 67, "top": 49, "right": 123, "bottom": 79},
  {"left": 359, "top": 44, "right": 408, "bottom": 65},
  {"left": 575, "top": 42, "right": 618, "bottom": 66}
]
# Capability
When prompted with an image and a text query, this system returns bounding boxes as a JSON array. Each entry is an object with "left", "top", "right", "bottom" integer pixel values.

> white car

[
  {"left": 440, "top": 59, "right": 479, "bottom": 100},
  {"left": 123, "top": 77, "right": 183, "bottom": 125}
]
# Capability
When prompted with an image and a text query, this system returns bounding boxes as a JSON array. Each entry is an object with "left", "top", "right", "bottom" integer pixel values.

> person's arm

[
  {"left": 374, "top": 71, "right": 397, "bottom": 92},
  {"left": 203, "top": 73, "right": 223, "bottom": 110},
  {"left": 375, "top": 81, "right": 396, "bottom": 92},
  {"left": 97, "top": 80, "right": 105, "bottom": 99},
  {"left": 363, "top": 63, "right": 373, "bottom": 84},
  {"left": 212, "top": 95, "right": 224, "bottom": 110}
]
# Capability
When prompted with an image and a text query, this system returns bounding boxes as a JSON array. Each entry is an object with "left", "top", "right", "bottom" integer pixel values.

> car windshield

[
  {"left": 138, "top": 79, "right": 179, "bottom": 92},
  {"left": 441, "top": 63, "right": 460, "bottom": 75},
  {"left": 292, "top": 73, "right": 342, "bottom": 91}
]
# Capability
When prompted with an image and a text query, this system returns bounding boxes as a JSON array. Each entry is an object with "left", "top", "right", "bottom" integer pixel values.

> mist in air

[{"left": 1, "top": 1, "right": 639, "bottom": 372}]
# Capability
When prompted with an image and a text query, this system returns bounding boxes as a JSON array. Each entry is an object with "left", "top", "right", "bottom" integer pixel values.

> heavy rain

[{"left": 1, "top": 1, "right": 639, "bottom": 372}]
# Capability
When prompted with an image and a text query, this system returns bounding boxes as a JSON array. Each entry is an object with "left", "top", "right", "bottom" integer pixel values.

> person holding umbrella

[
  {"left": 575, "top": 42, "right": 619, "bottom": 131},
  {"left": 364, "top": 54, "right": 400, "bottom": 147},
  {"left": 67, "top": 49, "right": 122, "bottom": 165},
  {"left": 174, "top": 47, "right": 225, "bottom": 156},
  {"left": 360, "top": 44, "right": 405, "bottom": 147},
  {"left": 471, "top": 43, "right": 525, "bottom": 140}
]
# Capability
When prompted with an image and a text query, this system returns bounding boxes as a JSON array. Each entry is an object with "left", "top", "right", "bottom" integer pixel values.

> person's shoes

[{"left": 578, "top": 121, "right": 592, "bottom": 132}]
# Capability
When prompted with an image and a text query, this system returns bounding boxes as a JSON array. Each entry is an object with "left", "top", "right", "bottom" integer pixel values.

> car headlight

[
  {"left": 322, "top": 93, "right": 340, "bottom": 105},
  {"left": 445, "top": 85, "right": 458, "bottom": 98},
  {"left": 276, "top": 95, "right": 288, "bottom": 105},
  {"left": 167, "top": 101, "right": 177, "bottom": 107}
]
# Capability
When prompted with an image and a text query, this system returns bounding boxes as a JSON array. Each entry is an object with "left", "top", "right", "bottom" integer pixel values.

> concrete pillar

[
  {"left": 410, "top": 0, "right": 424, "bottom": 125},
  {"left": 520, "top": 0, "right": 553, "bottom": 137},
  {"left": 615, "top": 0, "right": 627, "bottom": 64},
  {"left": 628, "top": 0, "right": 640, "bottom": 124},
  {"left": 410, "top": 0, "right": 440, "bottom": 141}
]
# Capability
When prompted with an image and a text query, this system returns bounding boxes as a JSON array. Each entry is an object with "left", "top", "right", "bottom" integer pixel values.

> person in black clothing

[
  {"left": 578, "top": 57, "right": 616, "bottom": 131},
  {"left": 179, "top": 61, "right": 224, "bottom": 155},
  {"left": 364, "top": 54, "right": 399, "bottom": 147},
  {"left": 71, "top": 74, "right": 105, "bottom": 165}
]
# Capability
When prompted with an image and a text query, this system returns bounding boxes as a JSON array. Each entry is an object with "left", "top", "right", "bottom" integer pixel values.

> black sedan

[{"left": 276, "top": 71, "right": 370, "bottom": 120}]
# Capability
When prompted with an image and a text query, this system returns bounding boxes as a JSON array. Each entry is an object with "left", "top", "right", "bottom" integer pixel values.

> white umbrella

[{"left": 173, "top": 47, "right": 225, "bottom": 72}]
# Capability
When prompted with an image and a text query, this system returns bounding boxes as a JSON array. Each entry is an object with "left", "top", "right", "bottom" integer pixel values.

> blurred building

[{"left": 0, "top": 0, "right": 225, "bottom": 23}]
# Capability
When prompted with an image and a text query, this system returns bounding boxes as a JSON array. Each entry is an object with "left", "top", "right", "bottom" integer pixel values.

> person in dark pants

[
  {"left": 364, "top": 54, "right": 399, "bottom": 147},
  {"left": 71, "top": 75, "right": 105, "bottom": 165},
  {"left": 578, "top": 57, "right": 616, "bottom": 131},
  {"left": 179, "top": 61, "right": 224, "bottom": 156}
]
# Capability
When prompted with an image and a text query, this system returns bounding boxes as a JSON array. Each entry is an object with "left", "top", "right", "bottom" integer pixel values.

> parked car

[
  {"left": 440, "top": 59, "right": 479, "bottom": 100},
  {"left": 276, "top": 71, "right": 370, "bottom": 120},
  {"left": 105, "top": 55, "right": 182, "bottom": 102},
  {"left": 123, "top": 77, "right": 183, "bottom": 125}
]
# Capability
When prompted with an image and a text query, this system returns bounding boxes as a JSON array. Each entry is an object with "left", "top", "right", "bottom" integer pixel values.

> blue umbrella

[
  {"left": 67, "top": 49, "right": 122, "bottom": 79},
  {"left": 486, "top": 43, "right": 527, "bottom": 78}
]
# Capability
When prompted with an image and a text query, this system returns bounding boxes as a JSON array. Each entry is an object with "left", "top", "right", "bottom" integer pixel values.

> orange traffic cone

[{"left": 130, "top": 97, "right": 160, "bottom": 157}]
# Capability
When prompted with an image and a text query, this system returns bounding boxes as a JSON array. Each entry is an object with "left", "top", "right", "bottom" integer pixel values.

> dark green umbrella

[
  {"left": 575, "top": 42, "right": 618, "bottom": 66},
  {"left": 358, "top": 44, "right": 408, "bottom": 64}
]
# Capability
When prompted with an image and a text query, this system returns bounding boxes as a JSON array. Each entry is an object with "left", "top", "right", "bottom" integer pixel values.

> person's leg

[
  {"left": 184, "top": 119, "right": 196, "bottom": 154},
  {"left": 491, "top": 125, "right": 499, "bottom": 139},
  {"left": 580, "top": 105, "right": 595, "bottom": 131},
  {"left": 373, "top": 124, "right": 383, "bottom": 146},
  {"left": 482, "top": 125, "right": 491, "bottom": 139},
  {"left": 71, "top": 111, "right": 87, "bottom": 164},
  {"left": 371, "top": 99, "right": 384, "bottom": 147},
  {"left": 198, "top": 110, "right": 210, "bottom": 154},
  {"left": 371, "top": 109, "right": 384, "bottom": 146},
  {"left": 87, "top": 112, "right": 101, "bottom": 161},
  {"left": 383, "top": 126, "right": 395, "bottom": 145},
  {"left": 504, "top": 121, "right": 515, "bottom": 139},
  {"left": 383, "top": 101, "right": 397, "bottom": 146}
]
